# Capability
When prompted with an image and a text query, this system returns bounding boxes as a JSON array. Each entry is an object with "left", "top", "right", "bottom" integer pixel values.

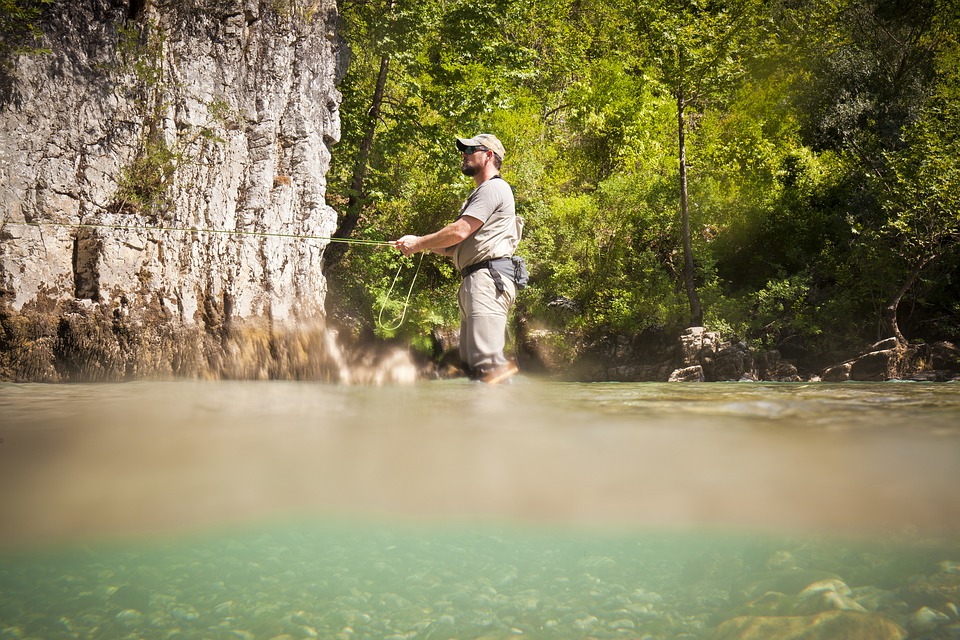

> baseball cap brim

[{"left": 456, "top": 134, "right": 505, "bottom": 160}]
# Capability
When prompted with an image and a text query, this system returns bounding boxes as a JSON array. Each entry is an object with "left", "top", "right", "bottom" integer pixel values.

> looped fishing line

[{"left": 376, "top": 252, "right": 424, "bottom": 332}]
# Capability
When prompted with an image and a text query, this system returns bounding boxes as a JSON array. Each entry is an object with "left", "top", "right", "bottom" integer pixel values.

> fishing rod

[
  {"left": 8, "top": 220, "right": 395, "bottom": 247},
  {"left": 4, "top": 219, "right": 422, "bottom": 330}
]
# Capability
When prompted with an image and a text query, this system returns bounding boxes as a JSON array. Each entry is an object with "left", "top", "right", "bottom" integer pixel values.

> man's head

[{"left": 457, "top": 134, "right": 505, "bottom": 175}]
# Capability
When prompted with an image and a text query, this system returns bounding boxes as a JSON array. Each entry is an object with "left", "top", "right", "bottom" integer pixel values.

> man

[{"left": 395, "top": 133, "right": 522, "bottom": 383}]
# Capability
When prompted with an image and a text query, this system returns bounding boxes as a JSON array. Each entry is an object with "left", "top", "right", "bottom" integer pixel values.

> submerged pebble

[
  {"left": 0, "top": 524, "right": 957, "bottom": 640},
  {"left": 114, "top": 608, "right": 144, "bottom": 628},
  {"left": 910, "top": 606, "right": 951, "bottom": 632}
]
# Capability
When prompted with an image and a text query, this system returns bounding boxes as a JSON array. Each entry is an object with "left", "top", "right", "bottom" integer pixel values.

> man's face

[{"left": 460, "top": 147, "right": 487, "bottom": 177}]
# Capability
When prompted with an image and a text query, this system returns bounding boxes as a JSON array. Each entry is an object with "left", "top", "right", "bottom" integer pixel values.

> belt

[
  {"left": 460, "top": 257, "right": 514, "bottom": 294},
  {"left": 460, "top": 257, "right": 512, "bottom": 278}
]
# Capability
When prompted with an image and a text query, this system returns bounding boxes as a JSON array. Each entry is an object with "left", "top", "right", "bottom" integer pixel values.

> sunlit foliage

[{"left": 326, "top": 0, "right": 960, "bottom": 361}]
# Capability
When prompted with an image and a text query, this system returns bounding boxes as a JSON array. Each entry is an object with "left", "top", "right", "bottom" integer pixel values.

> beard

[{"left": 461, "top": 160, "right": 480, "bottom": 177}]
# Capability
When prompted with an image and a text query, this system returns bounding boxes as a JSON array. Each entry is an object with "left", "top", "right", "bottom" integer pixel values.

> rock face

[
  {"left": 0, "top": 0, "right": 357, "bottom": 381},
  {"left": 669, "top": 327, "right": 801, "bottom": 383}
]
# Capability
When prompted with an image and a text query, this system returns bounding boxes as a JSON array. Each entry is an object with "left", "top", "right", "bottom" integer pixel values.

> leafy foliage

[
  {"left": 0, "top": 0, "right": 50, "bottom": 63},
  {"left": 326, "top": 0, "right": 960, "bottom": 363}
]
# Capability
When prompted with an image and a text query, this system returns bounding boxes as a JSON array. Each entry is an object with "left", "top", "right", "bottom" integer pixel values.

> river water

[{"left": 1, "top": 380, "right": 959, "bottom": 638}]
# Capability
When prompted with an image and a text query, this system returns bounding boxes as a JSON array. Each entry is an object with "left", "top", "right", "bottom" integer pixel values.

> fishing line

[
  {"left": 10, "top": 220, "right": 395, "bottom": 246},
  {"left": 5, "top": 219, "right": 425, "bottom": 328},
  {"left": 376, "top": 252, "right": 424, "bottom": 332}
]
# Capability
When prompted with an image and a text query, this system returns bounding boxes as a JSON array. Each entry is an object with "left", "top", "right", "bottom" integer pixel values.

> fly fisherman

[{"left": 395, "top": 134, "right": 522, "bottom": 383}]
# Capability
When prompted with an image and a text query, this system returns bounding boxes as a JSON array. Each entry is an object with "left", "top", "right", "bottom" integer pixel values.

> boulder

[
  {"left": 927, "top": 341, "right": 960, "bottom": 372},
  {"left": 759, "top": 350, "right": 802, "bottom": 382},
  {"left": 709, "top": 611, "right": 907, "bottom": 640},
  {"left": 679, "top": 326, "right": 719, "bottom": 366},
  {"left": 669, "top": 365, "right": 705, "bottom": 382},
  {"left": 849, "top": 348, "right": 902, "bottom": 381},
  {"left": 819, "top": 361, "right": 849, "bottom": 381},
  {"left": 713, "top": 343, "right": 755, "bottom": 381}
]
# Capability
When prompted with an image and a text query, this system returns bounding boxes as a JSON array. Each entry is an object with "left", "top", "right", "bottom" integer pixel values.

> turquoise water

[{"left": 1, "top": 380, "right": 959, "bottom": 638}]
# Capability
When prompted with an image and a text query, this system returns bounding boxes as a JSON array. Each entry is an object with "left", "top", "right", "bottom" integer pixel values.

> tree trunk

[
  {"left": 882, "top": 256, "right": 931, "bottom": 344},
  {"left": 677, "top": 88, "right": 703, "bottom": 327},
  {"left": 323, "top": 52, "right": 391, "bottom": 274}
]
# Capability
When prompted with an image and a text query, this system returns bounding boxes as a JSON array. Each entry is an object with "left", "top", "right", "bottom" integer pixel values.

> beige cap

[{"left": 456, "top": 133, "right": 505, "bottom": 160}]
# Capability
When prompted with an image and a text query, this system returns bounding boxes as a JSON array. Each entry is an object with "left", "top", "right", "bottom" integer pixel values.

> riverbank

[{"left": 508, "top": 326, "right": 960, "bottom": 384}]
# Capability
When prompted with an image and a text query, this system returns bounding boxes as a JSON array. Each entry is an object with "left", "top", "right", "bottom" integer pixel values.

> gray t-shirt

[{"left": 451, "top": 177, "right": 521, "bottom": 273}]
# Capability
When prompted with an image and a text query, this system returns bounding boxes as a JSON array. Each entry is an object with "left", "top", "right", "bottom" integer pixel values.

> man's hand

[{"left": 394, "top": 235, "right": 421, "bottom": 257}]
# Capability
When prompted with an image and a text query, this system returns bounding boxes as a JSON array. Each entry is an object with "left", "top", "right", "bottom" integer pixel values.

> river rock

[
  {"left": 850, "top": 347, "right": 902, "bottom": 381},
  {"left": 730, "top": 571, "right": 843, "bottom": 602},
  {"left": 821, "top": 362, "right": 853, "bottom": 382},
  {"left": 669, "top": 364, "right": 705, "bottom": 382},
  {"left": 901, "top": 570, "right": 960, "bottom": 610},
  {"left": 0, "top": 0, "right": 347, "bottom": 382},
  {"left": 679, "top": 326, "right": 720, "bottom": 366},
  {"left": 711, "top": 343, "right": 755, "bottom": 381},
  {"left": 794, "top": 579, "right": 867, "bottom": 615},
  {"left": 758, "top": 350, "right": 802, "bottom": 382},
  {"left": 908, "top": 606, "right": 951, "bottom": 633},
  {"left": 515, "top": 327, "right": 572, "bottom": 374},
  {"left": 709, "top": 611, "right": 907, "bottom": 640},
  {"left": 927, "top": 341, "right": 960, "bottom": 372}
]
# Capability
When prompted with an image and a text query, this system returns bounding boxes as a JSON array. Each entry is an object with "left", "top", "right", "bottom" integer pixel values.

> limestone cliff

[{"left": 0, "top": 0, "right": 354, "bottom": 381}]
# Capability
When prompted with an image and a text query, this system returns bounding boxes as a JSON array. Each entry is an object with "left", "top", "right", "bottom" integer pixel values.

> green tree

[
  {"left": 876, "top": 56, "right": 960, "bottom": 342},
  {"left": 640, "top": 0, "right": 770, "bottom": 327},
  {"left": 785, "top": 0, "right": 958, "bottom": 344}
]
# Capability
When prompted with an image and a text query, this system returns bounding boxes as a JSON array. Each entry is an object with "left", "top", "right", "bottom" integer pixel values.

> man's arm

[{"left": 395, "top": 215, "right": 482, "bottom": 257}]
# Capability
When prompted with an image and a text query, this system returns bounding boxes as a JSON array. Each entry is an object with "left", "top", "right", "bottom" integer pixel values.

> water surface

[{"left": 1, "top": 380, "right": 959, "bottom": 638}]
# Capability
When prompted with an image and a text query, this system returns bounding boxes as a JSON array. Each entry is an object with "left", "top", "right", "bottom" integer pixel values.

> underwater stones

[
  {"left": 709, "top": 610, "right": 907, "bottom": 640},
  {"left": 114, "top": 608, "right": 145, "bottom": 629},
  {"left": 608, "top": 617, "right": 636, "bottom": 630},
  {"left": 909, "top": 606, "right": 951, "bottom": 633},
  {"left": 764, "top": 550, "right": 799, "bottom": 571},
  {"left": 170, "top": 605, "right": 199, "bottom": 623},
  {"left": 572, "top": 613, "right": 600, "bottom": 631},
  {"left": 631, "top": 589, "right": 664, "bottom": 606},
  {"left": 731, "top": 570, "right": 843, "bottom": 602},
  {"left": 940, "top": 560, "right": 960, "bottom": 574},
  {"left": 110, "top": 584, "right": 152, "bottom": 612},
  {"left": 902, "top": 568, "right": 960, "bottom": 610},
  {"left": 727, "top": 574, "right": 887, "bottom": 620},
  {"left": 794, "top": 579, "right": 864, "bottom": 612}
]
